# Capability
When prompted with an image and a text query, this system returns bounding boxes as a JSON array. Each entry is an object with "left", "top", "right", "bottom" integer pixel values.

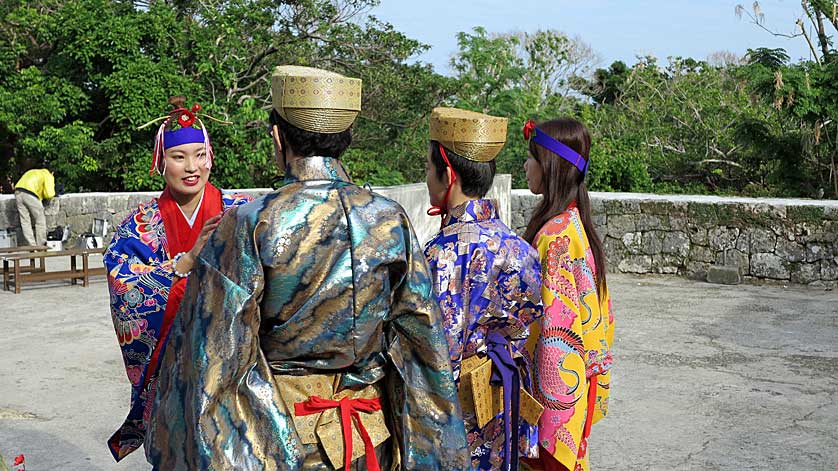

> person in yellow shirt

[{"left": 15, "top": 165, "right": 56, "bottom": 246}]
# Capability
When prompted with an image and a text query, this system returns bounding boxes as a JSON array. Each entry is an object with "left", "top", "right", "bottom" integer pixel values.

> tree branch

[
  {"left": 699, "top": 159, "right": 744, "bottom": 168},
  {"left": 797, "top": 19, "right": 823, "bottom": 64}
]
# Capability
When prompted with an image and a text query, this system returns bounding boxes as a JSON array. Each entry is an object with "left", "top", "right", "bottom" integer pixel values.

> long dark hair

[{"left": 523, "top": 118, "right": 607, "bottom": 295}]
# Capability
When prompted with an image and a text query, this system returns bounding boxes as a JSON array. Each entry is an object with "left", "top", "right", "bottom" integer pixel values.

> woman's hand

[{"left": 175, "top": 214, "right": 222, "bottom": 277}]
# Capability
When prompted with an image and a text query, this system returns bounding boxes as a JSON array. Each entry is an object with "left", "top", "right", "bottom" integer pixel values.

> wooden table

[
  {"left": 2, "top": 248, "right": 106, "bottom": 294},
  {"left": 1, "top": 246, "right": 49, "bottom": 291},
  {"left": 0, "top": 245, "right": 48, "bottom": 279}
]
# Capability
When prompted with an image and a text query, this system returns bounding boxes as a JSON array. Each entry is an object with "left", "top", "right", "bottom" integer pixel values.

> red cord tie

[
  {"left": 295, "top": 395, "right": 383, "bottom": 471},
  {"left": 427, "top": 143, "right": 456, "bottom": 227},
  {"left": 577, "top": 373, "right": 599, "bottom": 459}
]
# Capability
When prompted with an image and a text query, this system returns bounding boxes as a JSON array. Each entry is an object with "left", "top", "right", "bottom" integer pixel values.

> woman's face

[
  {"left": 425, "top": 146, "right": 449, "bottom": 207},
  {"left": 162, "top": 142, "right": 210, "bottom": 198},
  {"left": 524, "top": 150, "right": 543, "bottom": 195}
]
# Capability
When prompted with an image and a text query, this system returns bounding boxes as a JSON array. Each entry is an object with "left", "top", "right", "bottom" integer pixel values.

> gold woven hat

[
  {"left": 271, "top": 65, "right": 362, "bottom": 133},
  {"left": 429, "top": 107, "right": 508, "bottom": 162}
]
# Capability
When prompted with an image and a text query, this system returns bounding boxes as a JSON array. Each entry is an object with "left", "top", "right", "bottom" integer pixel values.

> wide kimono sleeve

[
  {"left": 529, "top": 230, "right": 589, "bottom": 470},
  {"left": 104, "top": 206, "right": 175, "bottom": 460},
  {"left": 384, "top": 215, "right": 472, "bottom": 471},
  {"left": 145, "top": 205, "right": 303, "bottom": 471},
  {"left": 493, "top": 239, "right": 543, "bottom": 353}
]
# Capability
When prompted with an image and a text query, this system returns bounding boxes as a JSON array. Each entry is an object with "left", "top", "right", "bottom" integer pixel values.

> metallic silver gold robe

[{"left": 145, "top": 156, "right": 471, "bottom": 471}]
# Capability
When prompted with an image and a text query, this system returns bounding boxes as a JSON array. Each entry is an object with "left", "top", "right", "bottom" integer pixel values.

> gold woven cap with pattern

[
  {"left": 429, "top": 107, "right": 508, "bottom": 162},
  {"left": 271, "top": 65, "right": 362, "bottom": 134}
]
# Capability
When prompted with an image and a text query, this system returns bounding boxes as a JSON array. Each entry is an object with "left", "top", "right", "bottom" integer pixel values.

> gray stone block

[
  {"left": 662, "top": 231, "right": 690, "bottom": 257},
  {"left": 641, "top": 231, "right": 664, "bottom": 255},
  {"left": 621, "top": 232, "right": 643, "bottom": 255},
  {"left": 775, "top": 242, "right": 806, "bottom": 263},
  {"left": 748, "top": 202, "right": 787, "bottom": 220},
  {"left": 592, "top": 213, "right": 607, "bottom": 228},
  {"left": 669, "top": 215, "right": 688, "bottom": 231},
  {"left": 806, "top": 221, "right": 837, "bottom": 243},
  {"left": 690, "top": 245, "right": 717, "bottom": 263},
  {"left": 714, "top": 249, "right": 749, "bottom": 276},
  {"left": 706, "top": 265, "right": 741, "bottom": 285},
  {"left": 43, "top": 198, "right": 61, "bottom": 217},
  {"left": 618, "top": 255, "right": 652, "bottom": 274},
  {"left": 735, "top": 229, "right": 750, "bottom": 252},
  {"left": 590, "top": 197, "right": 606, "bottom": 215},
  {"left": 708, "top": 227, "right": 740, "bottom": 250},
  {"left": 511, "top": 212, "right": 528, "bottom": 234},
  {"left": 790, "top": 262, "right": 821, "bottom": 284},
  {"left": 782, "top": 227, "right": 798, "bottom": 242},
  {"left": 822, "top": 258, "right": 838, "bottom": 281},
  {"left": 751, "top": 253, "right": 790, "bottom": 280},
  {"left": 0, "top": 207, "right": 19, "bottom": 229},
  {"left": 607, "top": 215, "right": 636, "bottom": 237},
  {"left": 604, "top": 199, "right": 641, "bottom": 215},
  {"left": 106, "top": 195, "right": 130, "bottom": 213},
  {"left": 749, "top": 228, "right": 777, "bottom": 253},
  {"left": 687, "top": 225, "right": 708, "bottom": 245},
  {"left": 804, "top": 243, "right": 830, "bottom": 262},
  {"left": 604, "top": 236, "right": 626, "bottom": 267},
  {"left": 62, "top": 197, "right": 85, "bottom": 217},
  {"left": 685, "top": 261, "right": 710, "bottom": 280},
  {"left": 635, "top": 213, "right": 667, "bottom": 231},
  {"left": 128, "top": 195, "right": 153, "bottom": 210},
  {"left": 793, "top": 222, "right": 816, "bottom": 243},
  {"left": 652, "top": 254, "right": 684, "bottom": 274}
]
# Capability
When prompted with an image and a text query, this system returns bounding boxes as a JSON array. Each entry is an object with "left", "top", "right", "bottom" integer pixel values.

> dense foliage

[{"left": 1, "top": 0, "right": 836, "bottom": 199}]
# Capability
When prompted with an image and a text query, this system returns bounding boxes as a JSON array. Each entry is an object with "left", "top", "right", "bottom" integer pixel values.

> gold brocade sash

[
  {"left": 458, "top": 355, "right": 544, "bottom": 428},
  {"left": 274, "top": 373, "right": 390, "bottom": 470}
]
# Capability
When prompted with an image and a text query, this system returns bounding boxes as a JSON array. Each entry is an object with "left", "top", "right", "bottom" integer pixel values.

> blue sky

[{"left": 371, "top": 0, "right": 814, "bottom": 74}]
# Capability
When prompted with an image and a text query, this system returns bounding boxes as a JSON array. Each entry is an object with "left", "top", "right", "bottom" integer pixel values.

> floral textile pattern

[
  {"left": 424, "top": 198, "right": 543, "bottom": 470},
  {"left": 528, "top": 206, "right": 615, "bottom": 471},
  {"left": 104, "top": 192, "right": 252, "bottom": 462}
]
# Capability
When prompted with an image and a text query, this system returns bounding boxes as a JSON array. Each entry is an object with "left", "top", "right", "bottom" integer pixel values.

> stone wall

[
  {"left": 0, "top": 175, "right": 511, "bottom": 247},
  {"left": 511, "top": 190, "right": 838, "bottom": 287},
  {"left": 3, "top": 185, "right": 836, "bottom": 286}
]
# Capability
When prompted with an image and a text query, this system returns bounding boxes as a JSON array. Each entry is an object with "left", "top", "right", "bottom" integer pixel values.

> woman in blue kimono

[
  {"left": 104, "top": 96, "right": 251, "bottom": 461},
  {"left": 423, "top": 107, "right": 543, "bottom": 471}
]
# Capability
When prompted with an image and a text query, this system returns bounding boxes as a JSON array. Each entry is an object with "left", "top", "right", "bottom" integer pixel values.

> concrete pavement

[{"left": 0, "top": 269, "right": 836, "bottom": 470}]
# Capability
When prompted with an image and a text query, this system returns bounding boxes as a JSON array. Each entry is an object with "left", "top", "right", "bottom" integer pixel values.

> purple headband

[
  {"left": 523, "top": 120, "right": 588, "bottom": 175},
  {"left": 163, "top": 127, "right": 206, "bottom": 149}
]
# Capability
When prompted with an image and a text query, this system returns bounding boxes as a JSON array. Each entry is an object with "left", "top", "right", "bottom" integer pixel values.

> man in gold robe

[{"left": 146, "top": 66, "right": 471, "bottom": 471}]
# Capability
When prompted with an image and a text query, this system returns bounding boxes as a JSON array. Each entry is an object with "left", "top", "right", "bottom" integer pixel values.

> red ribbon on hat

[{"left": 294, "top": 396, "right": 382, "bottom": 471}]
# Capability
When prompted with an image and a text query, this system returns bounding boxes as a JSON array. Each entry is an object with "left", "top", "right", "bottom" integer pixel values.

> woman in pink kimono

[{"left": 520, "top": 118, "right": 615, "bottom": 471}]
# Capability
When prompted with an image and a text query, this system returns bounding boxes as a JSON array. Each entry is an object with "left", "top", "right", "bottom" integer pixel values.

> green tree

[
  {"left": 0, "top": 0, "right": 446, "bottom": 191},
  {"left": 736, "top": 1, "right": 838, "bottom": 196}
]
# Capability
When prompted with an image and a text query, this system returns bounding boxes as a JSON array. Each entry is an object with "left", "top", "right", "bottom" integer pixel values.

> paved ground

[{"left": 0, "top": 259, "right": 836, "bottom": 470}]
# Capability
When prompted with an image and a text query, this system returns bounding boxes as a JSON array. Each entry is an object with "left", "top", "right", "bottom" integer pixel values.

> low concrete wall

[
  {"left": 0, "top": 175, "right": 511, "bottom": 247},
  {"left": 374, "top": 175, "right": 510, "bottom": 244},
  {"left": 512, "top": 190, "right": 838, "bottom": 287}
]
